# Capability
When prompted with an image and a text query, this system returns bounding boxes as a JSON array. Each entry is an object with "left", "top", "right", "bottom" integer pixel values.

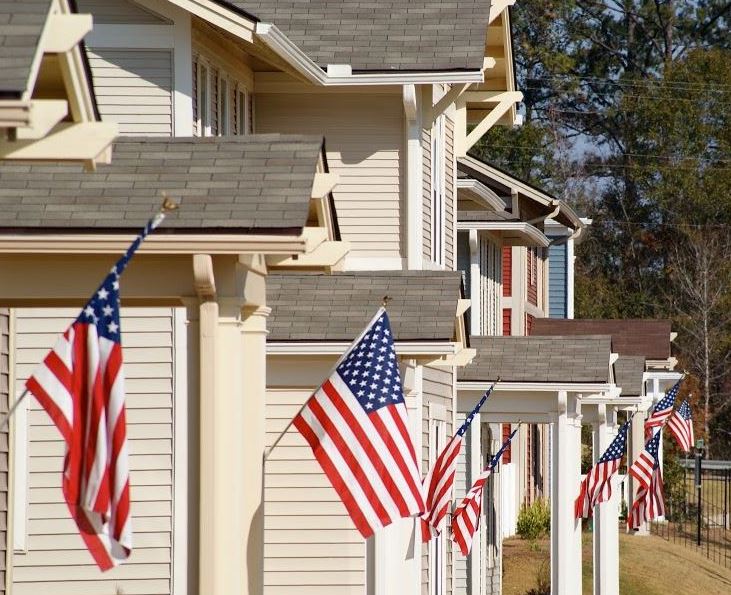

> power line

[{"left": 481, "top": 144, "right": 731, "bottom": 163}]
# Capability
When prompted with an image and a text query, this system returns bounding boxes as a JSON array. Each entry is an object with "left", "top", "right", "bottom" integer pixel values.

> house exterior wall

[
  {"left": 9, "top": 307, "right": 181, "bottom": 595},
  {"left": 444, "top": 117, "right": 456, "bottom": 271},
  {"left": 86, "top": 48, "right": 174, "bottom": 136},
  {"left": 547, "top": 240, "right": 568, "bottom": 318},
  {"left": 256, "top": 93, "right": 404, "bottom": 263},
  {"left": 421, "top": 364, "right": 455, "bottom": 595},
  {"left": 0, "top": 309, "right": 8, "bottom": 595}
]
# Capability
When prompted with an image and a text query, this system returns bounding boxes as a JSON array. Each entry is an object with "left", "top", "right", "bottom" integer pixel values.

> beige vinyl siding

[
  {"left": 76, "top": 0, "right": 170, "bottom": 23},
  {"left": 256, "top": 93, "right": 403, "bottom": 259},
  {"left": 453, "top": 426, "right": 469, "bottom": 595},
  {"left": 421, "top": 365, "right": 455, "bottom": 594},
  {"left": 0, "top": 310, "right": 8, "bottom": 595},
  {"left": 87, "top": 49, "right": 173, "bottom": 136},
  {"left": 445, "top": 117, "right": 456, "bottom": 270},
  {"left": 11, "top": 308, "right": 176, "bottom": 595},
  {"left": 264, "top": 388, "right": 365, "bottom": 594},
  {"left": 422, "top": 125, "right": 432, "bottom": 261}
]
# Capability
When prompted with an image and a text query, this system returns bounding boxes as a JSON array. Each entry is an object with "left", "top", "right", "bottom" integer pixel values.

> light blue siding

[{"left": 548, "top": 239, "right": 567, "bottom": 318}]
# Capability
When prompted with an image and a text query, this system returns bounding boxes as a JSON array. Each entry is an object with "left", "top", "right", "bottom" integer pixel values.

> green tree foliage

[{"left": 474, "top": 1, "right": 731, "bottom": 455}]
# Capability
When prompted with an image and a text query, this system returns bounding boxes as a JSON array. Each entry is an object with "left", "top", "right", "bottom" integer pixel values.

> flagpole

[
  {"left": 264, "top": 297, "right": 393, "bottom": 462},
  {"left": 0, "top": 196, "right": 178, "bottom": 432}
]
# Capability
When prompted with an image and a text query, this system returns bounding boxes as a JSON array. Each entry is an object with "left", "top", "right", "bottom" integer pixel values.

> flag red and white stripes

[
  {"left": 667, "top": 399, "right": 694, "bottom": 453},
  {"left": 574, "top": 419, "right": 629, "bottom": 519},
  {"left": 421, "top": 385, "right": 495, "bottom": 542},
  {"left": 628, "top": 430, "right": 665, "bottom": 528},
  {"left": 451, "top": 427, "right": 518, "bottom": 556},
  {"left": 645, "top": 379, "right": 681, "bottom": 437},
  {"left": 25, "top": 212, "right": 165, "bottom": 570},
  {"left": 293, "top": 308, "right": 424, "bottom": 538}
]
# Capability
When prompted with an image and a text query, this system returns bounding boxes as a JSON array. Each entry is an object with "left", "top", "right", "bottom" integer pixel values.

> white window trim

[
  {"left": 219, "top": 74, "right": 230, "bottom": 135},
  {"left": 197, "top": 59, "right": 212, "bottom": 136},
  {"left": 236, "top": 84, "right": 249, "bottom": 135}
]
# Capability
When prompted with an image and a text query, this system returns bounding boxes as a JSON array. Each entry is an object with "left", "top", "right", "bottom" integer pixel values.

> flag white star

[
  {"left": 379, "top": 397, "right": 386, "bottom": 403},
  {"left": 97, "top": 288, "right": 109, "bottom": 300},
  {"left": 107, "top": 321, "right": 119, "bottom": 334},
  {"left": 83, "top": 305, "right": 95, "bottom": 319},
  {"left": 112, "top": 280, "right": 120, "bottom": 290},
  {"left": 102, "top": 305, "right": 114, "bottom": 317}
]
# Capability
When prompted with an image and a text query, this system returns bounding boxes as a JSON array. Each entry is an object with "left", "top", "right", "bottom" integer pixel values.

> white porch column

[
  {"left": 629, "top": 411, "right": 649, "bottom": 536},
  {"left": 592, "top": 405, "right": 619, "bottom": 595},
  {"left": 403, "top": 84, "right": 423, "bottom": 270},
  {"left": 372, "top": 360, "right": 423, "bottom": 595},
  {"left": 469, "top": 229, "right": 480, "bottom": 335},
  {"left": 196, "top": 254, "right": 270, "bottom": 595},
  {"left": 550, "top": 390, "right": 582, "bottom": 594}
]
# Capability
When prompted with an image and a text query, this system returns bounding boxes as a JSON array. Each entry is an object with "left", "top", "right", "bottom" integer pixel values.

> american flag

[
  {"left": 421, "top": 384, "right": 496, "bottom": 542},
  {"left": 451, "top": 426, "right": 518, "bottom": 556},
  {"left": 25, "top": 212, "right": 166, "bottom": 569},
  {"left": 667, "top": 399, "right": 694, "bottom": 453},
  {"left": 293, "top": 308, "right": 424, "bottom": 538},
  {"left": 644, "top": 379, "right": 681, "bottom": 437},
  {"left": 628, "top": 430, "right": 665, "bottom": 529},
  {"left": 575, "top": 418, "right": 630, "bottom": 519}
]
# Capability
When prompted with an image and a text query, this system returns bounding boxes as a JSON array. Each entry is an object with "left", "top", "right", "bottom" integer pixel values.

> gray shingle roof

[
  {"left": 267, "top": 271, "right": 463, "bottom": 341},
  {"left": 232, "top": 1, "right": 492, "bottom": 72},
  {"left": 0, "top": 0, "right": 51, "bottom": 97},
  {"left": 613, "top": 355, "right": 646, "bottom": 396},
  {"left": 459, "top": 335, "right": 612, "bottom": 383},
  {"left": 0, "top": 135, "right": 324, "bottom": 233}
]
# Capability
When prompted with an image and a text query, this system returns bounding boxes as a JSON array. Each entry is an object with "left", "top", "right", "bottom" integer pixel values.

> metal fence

[{"left": 650, "top": 460, "right": 731, "bottom": 568}]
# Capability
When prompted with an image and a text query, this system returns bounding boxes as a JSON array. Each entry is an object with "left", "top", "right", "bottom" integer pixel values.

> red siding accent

[
  {"left": 502, "top": 424, "right": 512, "bottom": 464},
  {"left": 526, "top": 313, "right": 535, "bottom": 335},
  {"left": 527, "top": 247, "right": 538, "bottom": 306},
  {"left": 503, "top": 308, "right": 511, "bottom": 336},
  {"left": 502, "top": 246, "right": 512, "bottom": 297}
]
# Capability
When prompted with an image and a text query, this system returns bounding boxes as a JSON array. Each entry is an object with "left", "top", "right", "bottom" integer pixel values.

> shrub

[
  {"left": 516, "top": 499, "right": 551, "bottom": 540},
  {"left": 525, "top": 558, "right": 551, "bottom": 595}
]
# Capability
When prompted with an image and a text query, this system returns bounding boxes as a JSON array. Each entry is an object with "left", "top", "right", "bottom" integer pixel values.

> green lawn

[{"left": 503, "top": 530, "right": 731, "bottom": 594}]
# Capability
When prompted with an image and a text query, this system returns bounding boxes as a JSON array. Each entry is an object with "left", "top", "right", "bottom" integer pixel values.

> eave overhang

[
  {"left": 456, "top": 220, "right": 550, "bottom": 247},
  {"left": 454, "top": 6, "right": 522, "bottom": 156},
  {"left": 0, "top": 0, "right": 116, "bottom": 168},
  {"left": 458, "top": 381, "right": 613, "bottom": 394},
  {"left": 457, "top": 178, "right": 506, "bottom": 212}
]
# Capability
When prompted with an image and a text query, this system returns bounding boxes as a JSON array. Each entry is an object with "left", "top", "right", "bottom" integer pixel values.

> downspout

[{"left": 403, "top": 84, "right": 423, "bottom": 270}]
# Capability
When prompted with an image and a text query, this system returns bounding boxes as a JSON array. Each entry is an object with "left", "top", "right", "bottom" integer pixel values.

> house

[
  {"left": 0, "top": 1, "right": 681, "bottom": 595},
  {"left": 0, "top": 1, "right": 525, "bottom": 595},
  {"left": 0, "top": 0, "right": 116, "bottom": 166}
]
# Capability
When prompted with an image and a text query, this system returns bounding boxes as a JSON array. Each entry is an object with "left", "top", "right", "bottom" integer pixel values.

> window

[
  {"left": 237, "top": 88, "right": 248, "bottom": 135},
  {"left": 431, "top": 115, "right": 446, "bottom": 266},
  {"left": 197, "top": 63, "right": 211, "bottom": 136},
  {"left": 195, "top": 55, "right": 250, "bottom": 137},
  {"left": 219, "top": 77, "right": 230, "bottom": 135}
]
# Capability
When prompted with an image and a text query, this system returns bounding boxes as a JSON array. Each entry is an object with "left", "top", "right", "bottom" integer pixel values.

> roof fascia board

[
  {"left": 162, "top": 0, "right": 255, "bottom": 40},
  {"left": 0, "top": 122, "right": 117, "bottom": 164},
  {"left": 44, "top": 13, "right": 93, "bottom": 53},
  {"left": 268, "top": 342, "right": 458, "bottom": 356},
  {"left": 255, "top": 23, "right": 485, "bottom": 86},
  {"left": 459, "top": 381, "right": 611, "bottom": 392},
  {"left": 0, "top": 234, "right": 309, "bottom": 255},
  {"left": 456, "top": 221, "right": 550, "bottom": 247},
  {"left": 489, "top": 1, "right": 517, "bottom": 24},
  {"left": 460, "top": 156, "right": 584, "bottom": 229},
  {"left": 457, "top": 178, "right": 506, "bottom": 212}
]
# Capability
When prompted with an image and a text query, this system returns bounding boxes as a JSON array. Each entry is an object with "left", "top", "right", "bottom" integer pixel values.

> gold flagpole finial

[
  {"left": 160, "top": 192, "right": 180, "bottom": 213},
  {"left": 382, "top": 295, "right": 392, "bottom": 308}
]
